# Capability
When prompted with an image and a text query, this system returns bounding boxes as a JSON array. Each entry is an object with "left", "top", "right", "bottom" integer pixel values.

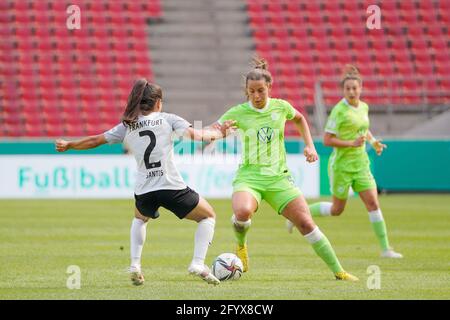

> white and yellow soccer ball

[{"left": 211, "top": 253, "right": 243, "bottom": 281}]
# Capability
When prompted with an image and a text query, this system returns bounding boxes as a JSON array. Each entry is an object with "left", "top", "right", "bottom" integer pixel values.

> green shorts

[
  {"left": 329, "top": 168, "right": 377, "bottom": 199},
  {"left": 233, "top": 174, "right": 302, "bottom": 214}
]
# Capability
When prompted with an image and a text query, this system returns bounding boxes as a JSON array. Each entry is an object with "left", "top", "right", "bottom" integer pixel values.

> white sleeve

[
  {"left": 163, "top": 113, "right": 191, "bottom": 133},
  {"left": 104, "top": 123, "right": 127, "bottom": 144}
]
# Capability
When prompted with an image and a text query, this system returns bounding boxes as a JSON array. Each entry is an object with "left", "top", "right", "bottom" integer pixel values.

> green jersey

[
  {"left": 218, "top": 98, "right": 296, "bottom": 180},
  {"left": 325, "top": 98, "right": 370, "bottom": 172}
]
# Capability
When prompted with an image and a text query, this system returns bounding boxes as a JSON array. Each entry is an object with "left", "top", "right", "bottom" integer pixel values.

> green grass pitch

[{"left": 0, "top": 195, "right": 449, "bottom": 300}]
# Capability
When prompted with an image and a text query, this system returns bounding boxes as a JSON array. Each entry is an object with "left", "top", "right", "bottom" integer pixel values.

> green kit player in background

[
  {"left": 211, "top": 57, "right": 358, "bottom": 281},
  {"left": 287, "top": 65, "right": 402, "bottom": 259}
]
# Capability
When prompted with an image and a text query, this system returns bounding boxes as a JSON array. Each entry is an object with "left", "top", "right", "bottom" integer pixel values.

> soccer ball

[{"left": 211, "top": 253, "right": 243, "bottom": 281}]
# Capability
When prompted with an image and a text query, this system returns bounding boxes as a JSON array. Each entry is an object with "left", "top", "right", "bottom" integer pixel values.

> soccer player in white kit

[{"left": 55, "top": 79, "right": 235, "bottom": 286}]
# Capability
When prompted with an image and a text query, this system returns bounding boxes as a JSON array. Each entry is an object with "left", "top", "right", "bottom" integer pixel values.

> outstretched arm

[
  {"left": 55, "top": 134, "right": 107, "bottom": 152},
  {"left": 292, "top": 111, "right": 318, "bottom": 163},
  {"left": 185, "top": 120, "right": 236, "bottom": 142}
]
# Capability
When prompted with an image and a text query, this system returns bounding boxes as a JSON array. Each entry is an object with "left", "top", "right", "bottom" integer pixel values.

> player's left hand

[
  {"left": 372, "top": 139, "right": 387, "bottom": 156},
  {"left": 55, "top": 139, "right": 70, "bottom": 152},
  {"left": 304, "top": 146, "right": 318, "bottom": 163},
  {"left": 218, "top": 120, "right": 237, "bottom": 137}
]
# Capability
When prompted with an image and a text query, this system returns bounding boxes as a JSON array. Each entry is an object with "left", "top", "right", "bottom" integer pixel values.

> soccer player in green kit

[
  {"left": 212, "top": 58, "right": 358, "bottom": 281},
  {"left": 287, "top": 65, "right": 402, "bottom": 259}
]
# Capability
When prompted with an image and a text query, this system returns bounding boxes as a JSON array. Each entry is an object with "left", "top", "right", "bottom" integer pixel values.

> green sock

[
  {"left": 309, "top": 203, "right": 322, "bottom": 217},
  {"left": 371, "top": 220, "right": 390, "bottom": 251},
  {"left": 309, "top": 202, "right": 332, "bottom": 217},
  {"left": 306, "top": 228, "right": 344, "bottom": 274},
  {"left": 232, "top": 215, "right": 251, "bottom": 246},
  {"left": 369, "top": 210, "right": 390, "bottom": 251}
]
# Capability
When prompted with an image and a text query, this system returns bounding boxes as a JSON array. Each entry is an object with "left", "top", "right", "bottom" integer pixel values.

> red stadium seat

[
  {"left": 430, "top": 38, "right": 447, "bottom": 51},
  {"left": 326, "top": 12, "right": 344, "bottom": 25},
  {"left": 433, "top": 51, "right": 448, "bottom": 64},
  {"left": 411, "top": 49, "right": 432, "bottom": 64},
  {"left": 415, "top": 62, "right": 434, "bottom": 75},
  {"left": 0, "top": 0, "right": 161, "bottom": 137},
  {"left": 435, "top": 64, "right": 450, "bottom": 76},
  {"left": 248, "top": 0, "right": 448, "bottom": 124}
]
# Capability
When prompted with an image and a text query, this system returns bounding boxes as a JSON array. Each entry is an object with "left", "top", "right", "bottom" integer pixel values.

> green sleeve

[
  {"left": 218, "top": 106, "right": 239, "bottom": 124},
  {"left": 325, "top": 107, "right": 340, "bottom": 134},
  {"left": 283, "top": 100, "right": 297, "bottom": 120}
]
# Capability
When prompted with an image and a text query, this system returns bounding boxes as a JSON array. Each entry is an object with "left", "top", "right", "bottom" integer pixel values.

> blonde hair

[{"left": 340, "top": 64, "right": 362, "bottom": 87}]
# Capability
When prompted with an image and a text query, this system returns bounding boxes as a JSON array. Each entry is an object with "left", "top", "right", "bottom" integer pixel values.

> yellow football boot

[
  {"left": 335, "top": 271, "right": 359, "bottom": 282},
  {"left": 236, "top": 244, "right": 249, "bottom": 272}
]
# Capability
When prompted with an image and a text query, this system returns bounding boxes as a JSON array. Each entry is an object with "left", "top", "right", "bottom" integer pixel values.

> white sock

[
  {"left": 231, "top": 214, "right": 251, "bottom": 230},
  {"left": 191, "top": 217, "right": 215, "bottom": 266},
  {"left": 368, "top": 209, "right": 384, "bottom": 222},
  {"left": 130, "top": 218, "right": 147, "bottom": 269},
  {"left": 319, "top": 202, "right": 332, "bottom": 216},
  {"left": 303, "top": 226, "right": 324, "bottom": 244}
]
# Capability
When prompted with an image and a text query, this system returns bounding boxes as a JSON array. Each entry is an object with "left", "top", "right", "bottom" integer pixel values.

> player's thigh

[
  {"left": 263, "top": 175, "right": 301, "bottom": 215},
  {"left": 185, "top": 196, "right": 215, "bottom": 222},
  {"left": 281, "top": 195, "right": 316, "bottom": 235},
  {"left": 159, "top": 187, "right": 200, "bottom": 220},
  {"left": 231, "top": 191, "right": 260, "bottom": 221},
  {"left": 352, "top": 169, "right": 377, "bottom": 194},
  {"left": 134, "top": 192, "right": 160, "bottom": 220}
]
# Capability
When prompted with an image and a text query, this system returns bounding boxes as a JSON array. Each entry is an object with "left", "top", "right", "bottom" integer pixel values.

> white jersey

[{"left": 104, "top": 112, "right": 191, "bottom": 195}]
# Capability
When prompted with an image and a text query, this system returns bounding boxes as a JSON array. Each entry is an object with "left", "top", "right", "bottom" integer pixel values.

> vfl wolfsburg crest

[{"left": 257, "top": 127, "right": 274, "bottom": 143}]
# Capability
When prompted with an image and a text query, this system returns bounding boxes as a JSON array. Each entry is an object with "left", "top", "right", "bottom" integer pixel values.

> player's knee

[
  {"left": 135, "top": 214, "right": 149, "bottom": 223},
  {"left": 298, "top": 220, "right": 315, "bottom": 234},
  {"left": 204, "top": 208, "right": 216, "bottom": 219},
  {"left": 134, "top": 209, "right": 149, "bottom": 222},
  {"left": 331, "top": 206, "right": 345, "bottom": 216},
  {"left": 193, "top": 208, "right": 215, "bottom": 222},
  {"left": 366, "top": 201, "right": 379, "bottom": 211},
  {"left": 330, "top": 203, "right": 345, "bottom": 216},
  {"left": 234, "top": 207, "right": 253, "bottom": 221},
  {"left": 195, "top": 198, "right": 216, "bottom": 220}
]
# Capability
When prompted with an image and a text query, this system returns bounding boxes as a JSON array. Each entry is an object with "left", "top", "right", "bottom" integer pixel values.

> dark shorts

[{"left": 134, "top": 187, "right": 200, "bottom": 219}]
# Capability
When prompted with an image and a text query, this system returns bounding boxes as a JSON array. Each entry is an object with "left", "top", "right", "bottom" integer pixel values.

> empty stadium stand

[
  {"left": 1, "top": 0, "right": 449, "bottom": 138},
  {"left": 247, "top": 0, "right": 450, "bottom": 110},
  {"left": 0, "top": 0, "right": 161, "bottom": 137}
]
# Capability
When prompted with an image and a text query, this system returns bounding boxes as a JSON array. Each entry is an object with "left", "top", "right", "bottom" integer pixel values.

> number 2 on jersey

[{"left": 139, "top": 130, "right": 161, "bottom": 169}]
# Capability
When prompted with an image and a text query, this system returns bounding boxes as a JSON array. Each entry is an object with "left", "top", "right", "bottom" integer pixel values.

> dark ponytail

[
  {"left": 122, "top": 79, "right": 163, "bottom": 126},
  {"left": 245, "top": 56, "right": 273, "bottom": 84},
  {"left": 244, "top": 56, "right": 273, "bottom": 97}
]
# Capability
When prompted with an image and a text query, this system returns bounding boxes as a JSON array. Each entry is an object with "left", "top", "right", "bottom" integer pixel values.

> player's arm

[
  {"left": 323, "top": 132, "right": 366, "bottom": 148},
  {"left": 291, "top": 111, "right": 318, "bottom": 163},
  {"left": 366, "top": 130, "right": 387, "bottom": 155},
  {"left": 185, "top": 120, "right": 236, "bottom": 142},
  {"left": 55, "top": 134, "right": 107, "bottom": 152}
]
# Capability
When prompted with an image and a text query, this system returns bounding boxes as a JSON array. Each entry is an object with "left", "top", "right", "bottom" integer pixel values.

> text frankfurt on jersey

[{"left": 129, "top": 119, "right": 163, "bottom": 132}]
